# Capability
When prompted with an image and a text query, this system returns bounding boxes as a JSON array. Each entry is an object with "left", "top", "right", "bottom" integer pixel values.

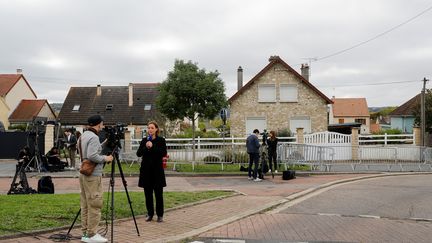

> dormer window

[
  {"left": 144, "top": 104, "right": 151, "bottom": 111},
  {"left": 72, "top": 105, "right": 80, "bottom": 111},
  {"left": 106, "top": 104, "right": 113, "bottom": 110}
]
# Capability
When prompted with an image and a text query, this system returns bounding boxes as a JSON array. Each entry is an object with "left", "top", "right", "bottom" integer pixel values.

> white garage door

[
  {"left": 245, "top": 117, "right": 266, "bottom": 136},
  {"left": 290, "top": 116, "right": 311, "bottom": 134}
]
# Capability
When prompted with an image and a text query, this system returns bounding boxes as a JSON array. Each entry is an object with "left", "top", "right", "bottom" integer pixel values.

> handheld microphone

[{"left": 148, "top": 135, "right": 152, "bottom": 141}]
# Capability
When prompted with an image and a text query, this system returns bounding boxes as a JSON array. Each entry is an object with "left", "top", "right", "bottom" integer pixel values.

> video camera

[
  {"left": 103, "top": 123, "right": 127, "bottom": 150},
  {"left": 260, "top": 129, "right": 268, "bottom": 145}
]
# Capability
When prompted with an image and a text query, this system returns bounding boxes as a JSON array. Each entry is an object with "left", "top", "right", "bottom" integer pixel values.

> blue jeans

[{"left": 248, "top": 153, "right": 260, "bottom": 179}]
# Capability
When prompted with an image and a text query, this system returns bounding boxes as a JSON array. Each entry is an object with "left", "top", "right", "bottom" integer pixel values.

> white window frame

[
  {"left": 280, "top": 84, "right": 298, "bottom": 102},
  {"left": 245, "top": 117, "right": 267, "bottom": 136},
  {"left": 289, "top": 116, "right": 311, "bottom": 134},
  {"left": 144, "top": 104, "right": 151, "bottom": 111},
  {"left": 258, "top": 84, "right": 276, "bottom": 102}
]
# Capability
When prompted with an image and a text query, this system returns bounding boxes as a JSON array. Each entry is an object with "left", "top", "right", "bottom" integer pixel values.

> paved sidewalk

[{"left": 0, "top": 166, "right": 371, "bottom": 243}]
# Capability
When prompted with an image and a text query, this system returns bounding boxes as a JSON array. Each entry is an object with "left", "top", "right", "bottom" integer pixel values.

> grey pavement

[{"left": 1, "top": 159, "right": 432, "bottom": 242}]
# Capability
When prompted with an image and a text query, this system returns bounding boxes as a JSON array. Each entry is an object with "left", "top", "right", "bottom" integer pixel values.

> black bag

[
  {"left": 282, "top": 170, "right": 296, "bottom": 180},
  {"left": 38, "top": 176, "right": 55, "bottom": 194}
]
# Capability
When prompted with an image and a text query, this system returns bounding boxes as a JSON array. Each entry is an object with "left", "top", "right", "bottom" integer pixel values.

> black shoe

[
  {"left": 145, "top": 215, "right": 153, "bottom": 222},
  {"left": 157, "top": 216, "right": 163, "bottom": 223}
]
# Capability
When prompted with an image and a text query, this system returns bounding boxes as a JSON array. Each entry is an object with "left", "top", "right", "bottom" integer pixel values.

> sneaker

[
  {"left": 275, "top": 170, "right": 278, "bottom": 173},
  {"left": 86, "top": 233, "right": 107, "bottom": 243},
  {"left": 268, "top": 169, "right": 272, "bottom": 173},
  {"left": 248, "top": 177, "right": 253, "bottom": 180},
  {"left": 253, "top": 178, "right": 262, "bottom": 182},
  {"left": 81, "top": 234, "right": 89, "bottom": 242}
]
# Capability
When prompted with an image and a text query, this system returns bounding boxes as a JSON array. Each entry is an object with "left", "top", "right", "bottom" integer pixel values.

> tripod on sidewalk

[{"left": 63, "top": 126, "right": 139, "bottom": 243}]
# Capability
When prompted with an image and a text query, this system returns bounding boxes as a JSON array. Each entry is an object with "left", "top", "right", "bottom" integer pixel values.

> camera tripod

[
  {"left": 66, "top": 145, "right": 139, "bottom": 242},
  {"left": 8, "top": 159, "right": 37, "bottom": 194}
]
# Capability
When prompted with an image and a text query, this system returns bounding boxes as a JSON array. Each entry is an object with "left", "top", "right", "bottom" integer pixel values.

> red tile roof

[
  {"left": 9, "top": 99, "right": 48, "bottom": 122},
  {"left": 332, "top": 98, "right": 369, "bottom": 117},
  {"left": 228, "top": 56, "right": 332, "bottom": 104},
  {"left": 0, "top": 74, "right": 37, "bottom": 97}
]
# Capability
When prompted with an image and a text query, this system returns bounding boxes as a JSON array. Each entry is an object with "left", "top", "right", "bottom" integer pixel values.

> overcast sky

[{"left": 1, "top": 0, "right": 431, "bottom": 107}]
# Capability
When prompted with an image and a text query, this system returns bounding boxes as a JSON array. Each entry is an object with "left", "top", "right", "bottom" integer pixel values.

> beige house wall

[
  {"left": 0, "top": 98, "right": 10, "bottom": 128},
  {"left": 5, "top": 77, "right": 37, "bottom": 117},
  {"left": 39, "top": 103, "right": 57, "bottom": 120},
  {"left": 230, "top": 63, "right": 328, "bottom": 136}
]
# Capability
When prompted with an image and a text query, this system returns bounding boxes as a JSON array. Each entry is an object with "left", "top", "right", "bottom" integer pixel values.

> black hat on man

[{"left": 87, "top": 115, "right": 104, "bottom": 126}]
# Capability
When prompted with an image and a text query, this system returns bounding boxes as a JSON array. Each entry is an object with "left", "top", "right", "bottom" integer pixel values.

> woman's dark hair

[{"left": 269, "top": 130, "right": 277, "bottom": 141}]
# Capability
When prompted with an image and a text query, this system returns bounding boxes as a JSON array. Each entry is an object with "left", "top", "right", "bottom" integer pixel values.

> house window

[
  {"left": 355, "top": 118, "right": 366, "bottom": 125},
  {"left": 290, "top": 116, "right": 311, "bottom": 134},
  {"left": 106, "top": 104, "right": 113, "bottom": 110},
  {"left": 280, "top": 84, "right": 298, "bottom": 102},
  {"left": 258, "top": 84, "right": 276, "bottom": 102},
  {"left": 144, "top": 104, "right": 151, "bottom": 111},
  {"left": 72, "top": 105, "right": 80, "bottom": 111},
  {"left": 338, "top": 119, "right": 344, "bottom": 124},
  {"left": 245, "top": 117, "right": 266, "bottom": 136}
]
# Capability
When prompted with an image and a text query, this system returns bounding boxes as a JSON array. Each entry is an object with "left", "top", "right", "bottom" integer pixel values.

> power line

[
  {"left": 317, "top": 79, "right": 420, "bottom": 88},
  {"left": 314, "top": 4, "right": 432, "bottom": 62}
]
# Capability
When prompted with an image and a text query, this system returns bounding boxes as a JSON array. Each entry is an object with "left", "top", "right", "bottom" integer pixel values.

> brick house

[
  {"left": 228, "top": 56, "right": 333, "bottom": 136},
  {"left": 329, "top": 97, "right": 370, "bottom": 134}
]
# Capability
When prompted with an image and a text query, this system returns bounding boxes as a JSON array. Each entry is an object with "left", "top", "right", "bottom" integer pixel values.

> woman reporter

[{"left": 136, "top": 121, "right": 167, "bottom": 223}]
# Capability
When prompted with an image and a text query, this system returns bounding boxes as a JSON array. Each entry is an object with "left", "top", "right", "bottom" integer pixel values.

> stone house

[
  {"left": 228, "top": 56, "right": 333, "bottom": 136},
  {"left": 329, "top": 97, "right": 370, "bottom": 134}
]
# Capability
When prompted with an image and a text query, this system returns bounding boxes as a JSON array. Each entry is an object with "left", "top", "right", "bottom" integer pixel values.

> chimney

[
  {"left": 96, "top": 84, "right": 102, "bottom": 96},
  {"left": 268, "top": 55, "right": 280, "bottom": 62},
  {"left": 16, "top": 69, "right": 23, "bottom": 74},
  {"left": 301, "top": 63, "right": 309, "bottom": 81},
  {"left": 128, "top": 83, "right": 133, "bottom": 107},
  {"left": 237, "top": 66, "right": 243, "bottom": 91}
]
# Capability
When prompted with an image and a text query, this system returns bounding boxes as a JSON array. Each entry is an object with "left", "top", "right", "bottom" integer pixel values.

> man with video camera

[{"left": 79, "top": 115, "right": 113, "bottom": 243}]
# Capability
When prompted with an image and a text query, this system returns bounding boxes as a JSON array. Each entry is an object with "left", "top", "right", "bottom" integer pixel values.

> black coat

[
  {"left": 267, "top": 138, "right": 278, "bottom": 154},
  {"left": 137, "top": 136, "right": 167, "bottom": 188}
]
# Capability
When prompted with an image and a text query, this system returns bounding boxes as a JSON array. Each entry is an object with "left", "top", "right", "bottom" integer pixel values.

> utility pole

[{"left": 421, "top": 77, "right": 429, "bottom": 146}]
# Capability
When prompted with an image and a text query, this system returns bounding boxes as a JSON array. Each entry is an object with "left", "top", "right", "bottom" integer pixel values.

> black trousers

[
  {"left": 248, "top": 153, "right": 259, "bottom": 179},
  {"left": 268, "top": 151, "right": 277, "bottom": 171},
  {"left": 144, "top": 186, "right": 164, "bottom": 217}
]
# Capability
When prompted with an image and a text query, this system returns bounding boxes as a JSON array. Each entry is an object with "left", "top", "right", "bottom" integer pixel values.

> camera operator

[
  {"left": 64, "top": 128, "right": 77, "bottom": 169},
  {"left": 79, "top": 115, "right": 113, "bottom": 243}
]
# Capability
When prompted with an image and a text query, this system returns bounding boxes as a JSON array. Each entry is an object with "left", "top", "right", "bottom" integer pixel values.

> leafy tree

[
  {"left": 413, "top": 89, "right": 432, "bottom": 133},
  {"left": 156, "top": 59, "right": 227, "bottom": 162}
]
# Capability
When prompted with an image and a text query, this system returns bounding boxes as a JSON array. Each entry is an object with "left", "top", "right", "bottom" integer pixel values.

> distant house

[
  {"left": 228, "top": 56, "right": 332, "bottom": 136},
  {"left": 389, "top": 94, "right": 420, "bottom": 133},
  {"left": 58, "top": 83, "right": 161, "bottom": 138},
  {"left": 9, "top": 99, "right": 56, "bottom": 125},
  {"left": 329, "top": 98, "right": 370, "bottom": 134},
  {"left": 0, "top": 72, "right": 47, "bottom": 128}
]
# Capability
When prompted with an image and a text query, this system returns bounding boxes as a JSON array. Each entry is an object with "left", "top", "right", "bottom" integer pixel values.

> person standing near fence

[
  {"left": 267, "top": 130, "right": 279, "bottom": 173},
  {"left": 246, "top": 129, "right": 261, "bottom": 182},
  {"left": 137, "top": 121, "right": 167, "bottom": 223},
  {"left": 64, "top": 129, "right": 77, "bottom": 169}
]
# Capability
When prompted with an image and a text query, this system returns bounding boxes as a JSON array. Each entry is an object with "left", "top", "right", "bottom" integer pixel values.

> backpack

[{"left": 38, "top": 176, "right": 55, "bottom": 194}]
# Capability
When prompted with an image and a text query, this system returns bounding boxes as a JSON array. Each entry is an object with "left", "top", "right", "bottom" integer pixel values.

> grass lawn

[
  {"left": 105, "top": 162, "right": 309, "bottom": 174},
  {"left": 0, "top": 190, "right": 232, "bottom": 236}
]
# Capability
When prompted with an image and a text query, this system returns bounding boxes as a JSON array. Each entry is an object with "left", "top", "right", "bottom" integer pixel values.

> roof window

[
  {"left": 106, "top": 104, "right": 113, "bottom": 110},
  {"left": 144, "top": 104, "right": 151, "bottom": 111},
  {"left": 72, "top": 105, "right": 80, "bottom": 111}
]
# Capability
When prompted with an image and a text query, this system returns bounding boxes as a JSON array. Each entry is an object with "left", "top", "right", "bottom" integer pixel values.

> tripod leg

[
  {"left": 7, "top": 163, "right": 22, "bottom": 194},
  {"left": 114, "top": 152, "right": 140, "bottom": 236},
  {"left": 66, "top": 208, "right": 81, "bottom": 238}
]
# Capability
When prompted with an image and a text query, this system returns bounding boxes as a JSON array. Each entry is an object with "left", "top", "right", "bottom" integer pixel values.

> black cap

[{"left": 87, "top": 115, "right": 103, "bottom": 126}]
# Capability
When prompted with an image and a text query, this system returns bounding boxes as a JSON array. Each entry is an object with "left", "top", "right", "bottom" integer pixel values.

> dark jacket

[
  {"left": 137, "top": 136, "right": 167, "bottom": 188},
  {"left": 67, "top": 134, "right": 77, "bottom": 149},
  {"left": 246, "top": 134, "right": 260, "bottom": 154},
  {"left": 267, "top": 138, "right": 278, "bottom": 154}
]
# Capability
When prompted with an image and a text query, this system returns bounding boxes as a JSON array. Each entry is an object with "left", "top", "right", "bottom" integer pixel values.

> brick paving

[{"left": 2, "top": 162, "right": 431, "bottom": 243}]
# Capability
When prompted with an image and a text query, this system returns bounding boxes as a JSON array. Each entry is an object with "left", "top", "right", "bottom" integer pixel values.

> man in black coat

[
  {"left": 246, "top": 129, "right": 261, "bottom": 182},
  {"left": 64, "top": 129, "right": 77, "bottom": 169}
]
